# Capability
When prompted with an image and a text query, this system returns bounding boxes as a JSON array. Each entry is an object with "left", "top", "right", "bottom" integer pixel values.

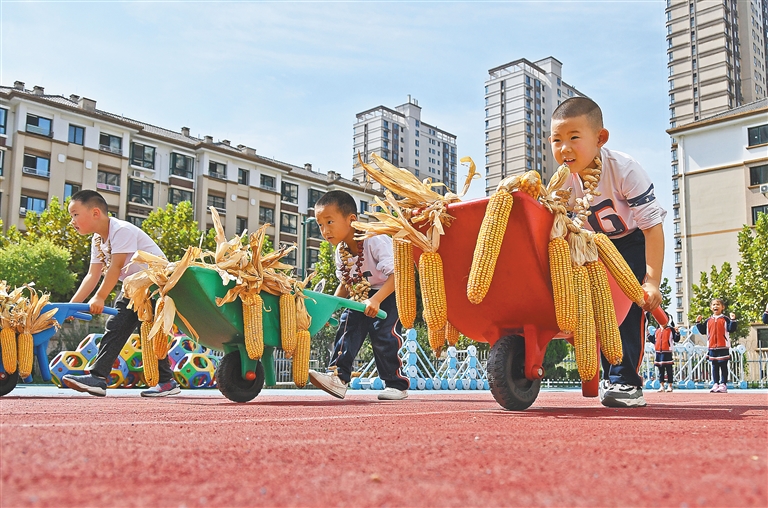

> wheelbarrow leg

[
  {"left": 581, "top": 337, "right": 601, "bottom": 397},
  {"left": 262, "top": 347, "right": 276, "bottom": 386},
  {"left": 523, "top": 325, "right": 546, "bottom": 380},
  {"left": 35, "top": 342, "right": 53, "bottom": 382}
]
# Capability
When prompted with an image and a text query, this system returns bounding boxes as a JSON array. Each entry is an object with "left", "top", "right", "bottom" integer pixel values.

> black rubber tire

[
  {"left": 215, "top": 350, "right": 264, "bottom": 403},
  {"left": 0, "top": 370, "right": 19, "bottom": 397},
  {"left": 487, "top": 335, "right": 541, "bottom": 411}
]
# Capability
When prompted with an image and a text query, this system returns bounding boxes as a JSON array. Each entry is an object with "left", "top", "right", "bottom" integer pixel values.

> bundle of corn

[
  {"left": 392, "top": 237, "right": 416, "bottom": 329},
  {"left": 445, "top": 321, "right": 460, "bottom": 347},
  {"left": 17, "top": 289, "right": 58, "bottom": 378},
  {"left": 0, "top": 282, "right": 26, "bottom": 375},
  {"left": 291, "top": 275, "right": 313, "bottom": 387},
  {"left": 547, "top": 213, "right": 576, "bottom": 333}
]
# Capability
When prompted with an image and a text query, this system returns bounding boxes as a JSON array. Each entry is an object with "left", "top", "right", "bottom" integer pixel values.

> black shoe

[{"left": 62, "top": 374, "right": 108, "bottom": 397}]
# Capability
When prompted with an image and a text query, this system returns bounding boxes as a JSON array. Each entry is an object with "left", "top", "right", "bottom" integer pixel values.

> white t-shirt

[
  {"left": 334, "top": 234, "right": 394, "bottom": 291},
  {"left": 565, "top": 146, "right": 667, "bottom": 239},
  {"left": 90, "top": 217, "right": 165, "bottom": 281}
]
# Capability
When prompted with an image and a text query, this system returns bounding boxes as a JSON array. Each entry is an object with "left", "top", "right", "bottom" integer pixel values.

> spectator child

[
  {"left": 694, "top": 298, "right": 737, "bottom": 393},
  {"left": 762, "top": 303, "right": 768, "bottom": 325},
  {"left": 654, "top": 315, "right": 678, "bottom": 393}
]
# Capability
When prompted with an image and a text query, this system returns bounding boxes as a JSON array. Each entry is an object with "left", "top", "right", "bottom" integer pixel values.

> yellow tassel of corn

[
  {"left": 518, "top": 170, "right": 542, "bottom": 200},
  {"left": 419, "top": 252, "right": 447, "bottom": 331},
  {"left": 467, "top": 190, "right": 514, "bottom": 304},
  {"left": 17, "top": 332, "right": 34, "bottom": 378},
  {"left": 0, "top": 327, "right": 17, "bottom": 374},
  {"left": 292, "top": 329, "right": 311, "bottom": 387},
  {"left": 242, "top": 293, "right": 264, "bottom": 360},
  {"left": 280, "top": 293, "right": 298, "bottom": 357},
  {"left": 586, "top": 260, "right": 623, "bottom": 365},
  {"left": 140, "top": 320, "right": 159, "bottom": 387},
  {"left": 445, "top": 321, "right": 460, "bottom": 347},
  {"left": 573, "top": 264, "right": 598, "bottom": 381},
  {"left": 548, "top": 237, "right": 577, "bottom": 332},
  {"left": 153, "top": 300, "right": 170, "bottom": 360},
  {"left": 393, "top": 238, "right": 417, "bottom": 329},
  {"left": 593, "top": 233, "right": 645, "bottom": 306},
  {"left": 428, "top": 325, "right": 446, "bottom": 353}
]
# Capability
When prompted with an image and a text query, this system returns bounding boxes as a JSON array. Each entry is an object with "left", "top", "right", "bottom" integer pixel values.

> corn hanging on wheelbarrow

[
  {"left": 423, "top": 193, "right": 668, "bottom": 410},
  {"left": 165, "top": 266, "right": 386, "bottom": 403},
  {"left": 0, "top": 303, "right": 117, "bottom": 396}
]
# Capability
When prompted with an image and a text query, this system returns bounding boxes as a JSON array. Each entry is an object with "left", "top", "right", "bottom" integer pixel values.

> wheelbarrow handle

[
  {"left": 337, "top": 299, "right": 387, "bottom": 320},
  {"left": 44, "top": 303, "right": 119, "bottom": 321},
  {"left": 643, "top": 292, "right": 669, "bottom": 327}
]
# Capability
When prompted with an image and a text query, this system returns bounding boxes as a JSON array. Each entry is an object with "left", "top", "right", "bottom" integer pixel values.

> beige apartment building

[
  {"left": 667, "top": 99, "right": 768, "bottom": 350},
  {"left": 0, "top": 82, "right": 382, "bottom": 275}
]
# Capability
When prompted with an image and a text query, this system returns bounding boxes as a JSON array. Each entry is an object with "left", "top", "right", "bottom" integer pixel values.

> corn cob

[
  {"left": 572, "top": 264, "right": 598, "bottom": 381},
  {"left": 292, "top": 329, "right": 311, "bottom": 387},
  {"left": 467, "top": 190, "right": 514, "bottom": 304},
  {"left": 586, "top": 260, "right": 623, "bottom": 365},
  {"left": 0, "top": 327, "right": 17, "bottom": 374},
  {"left": 428, "top": 324, "right": 446, "bottom": 353},
  {"left": 419, "top": 252, "right": 447, "bottom": 331},
  {"left": 140, "top": 320, "right": 159, "bottom": 387},
  {"left": 152, "top": 300, "right": 170, "bottom": 360},
  {"left": 279, "top": 293, "right": 298, "bottom": 357},
  {"left": 548, "top": 237, "right": 577, "bottom": 332},
  {"left": 518, "top": 170, "right": 542, "bottom": 200},
  {"left": 17, "top": 332, "right": 34, "bottom": 378},
  {"left": 445, "top": 321, "right": 460, "bottom": 347},
  {"left": 393, "top": 238, "right": 417, "bottom": 329},
  {"left": 242, "top": 293, "right": 264, "bottom": 360},
  {"left": 593, "top": 233, "right": 645, "bottom": 306}
]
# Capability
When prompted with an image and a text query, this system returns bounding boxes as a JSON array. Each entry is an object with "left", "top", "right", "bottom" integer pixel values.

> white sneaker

[
  {"left": 657, "top": 385, "right": 665, "bottom": 393},
  {"left": 378, "top": 387, "right": 408, "bottom": 400},
  {"left": 600, "top": 383, "right": 647, "bottom": 408},
  {"left": 308, "top": 370, "right": 347, "bottom": 399},
  {"left": 598, "top": 379, "right": 612, "bottom": 401},
  {"left": 665, "top": 384, "right": 673, "bottom": 393}
]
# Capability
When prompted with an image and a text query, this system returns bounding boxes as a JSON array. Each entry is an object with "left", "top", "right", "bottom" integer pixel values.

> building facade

[
  {"left": 484, "top": 57, "right": 584, "bottom": 194},
  {"left": 0, "top": 82, "right": 381, "bottom": 275},
  {"left": 352, "top": 96, "right": 458, "bottom": 195},
  {"left": 667, "top": 99, "right": 768, "bottom": 349}
]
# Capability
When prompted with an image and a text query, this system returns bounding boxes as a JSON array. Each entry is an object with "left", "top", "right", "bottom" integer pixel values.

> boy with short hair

[
  {"left": 308, "top": 190, "right": 409, "bottom": 401},
  {"left": 62, "top": 190, "right": 178, "bottom": 397},
  {"left": 549, "top": 97, "right": 666, "bottom": 408}
]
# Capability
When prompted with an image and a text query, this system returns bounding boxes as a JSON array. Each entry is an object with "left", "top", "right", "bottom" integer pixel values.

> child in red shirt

[{"left": 695, "top": 299, "right": 737, "bottom": 393}]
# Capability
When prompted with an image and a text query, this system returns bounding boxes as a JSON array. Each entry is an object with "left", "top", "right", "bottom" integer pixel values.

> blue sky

[{"left": 2, "top": 0, "right": 675, "bottom": 283}]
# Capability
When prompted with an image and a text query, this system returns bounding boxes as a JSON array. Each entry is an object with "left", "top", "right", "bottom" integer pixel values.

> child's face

[
  {"left": 710, "top": 300, "right": 724, "bottom": 314},
  {"left": 549, "top": 115, "right": 609, "bottom": 175},
  {"left": 314, "top": 203, "right": 355, "bottom": 246},
  {"left": 68, "top": 200, "right": 99, "bottom": 236}
]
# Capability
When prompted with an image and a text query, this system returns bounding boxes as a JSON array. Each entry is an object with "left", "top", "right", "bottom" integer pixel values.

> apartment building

[
  {"left": 667, "top": 99, "right": 768, "bottom": 349},
  {"left": 0, "top": 82, "right": 381, "bottom": 275},
  {"left": 352, "top": 96, "right": 458, "bottom": 194},
  {"left": 484, "top": 57, "right": 584, "bottom": 194}
]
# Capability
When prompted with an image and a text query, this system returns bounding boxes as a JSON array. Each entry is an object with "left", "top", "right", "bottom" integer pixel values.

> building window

[
  {"left": 131, "top": 142, "right": 156, "bottom": 169},
  {"left": 758, "top": 329, "right": 768, "bottom": 349},
  {"left": 280, "top": 212, "right": 298, "bottom": 235},
  {"left": 283, "top": 248, "right": 297, "bottom": 267},
  {"left": 751, "top": 164, "right": 768, "bottom": 185},
  {"left": 675, "top": 252, "right": 681, "bottom": 263},
  {"left": 128, "top": 180, "right": 154, "bottom": 206},
  {"left": 20, "top": 195, "right": 46, "bottom": 215},
  {"left": 97, "top": 171, "right": 121, "bottom": 192},
  {"left": 170, "top": 153, "right": 194, "bottom": 179},
  {"left": 281, "top": 182, "right": 298, "bottom": 204},
  {"left": 207, "top": 194, "right": 226, "bottom": 212},
  {"left": 68, "top": 125, "right": 85, "bottom": 145},
  {"left": 209, "top": 161, "right": 226, "bottom": 180},
  {"left": 23, "top": 153, "right": 50, "bottom": 178},
  {"left": 126, "top": 216, "right": 144, "bottom": 228},
  {"left": 259, "top": 206, "right": 274, "bottom": 225},
  {"left": 238, "top": 168, "right": 250, "bottom": 186},
  {"left": 236, "top": 216, "right": 248, "bottom": 235},
  {"left": 168, "top": 188, "right": 192, "bottom": 205},
  {"left": 676, "top": 281, "right": 682, "bottom": 292},
  {"left": 0, "top": 150, "right": 4, "bottom": 177},
  {"left": 672, "top": 163, "right": 678, "bottom": 175},
  {"left": 306, "top": 248, "right": 320, "bottom": 270},
  {"left": 26, "top": 114, "right": 52, "bottom": 137},
  {"left": 308, "top": 189, "right": 323, "bottom": 209},
  {"left": 0, "top": 107, "right": 7, "bottom": 135},
  {"left": 260, "top": 174, "right": 276, "bottom": 191},
  {"left": 307, "top": 219, "right": 322, "bottom": 239},
  {"left": 748, "top": 125, "right": 768, "bottom": 146},
  {"left": 360, "top": 200, "right": 369, "bottom": 214},
  {"left": 99, "top": 133, "right": 122, "bottom": 155},
  {"left": 64, "top": 183, "right": 81, "bottom": 199},
  {"left": 752, "top": 206, "right": 768, "bottom": 225}
]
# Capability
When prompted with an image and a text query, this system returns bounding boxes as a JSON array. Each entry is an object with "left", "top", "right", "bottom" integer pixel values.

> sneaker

[
  {"left": 141, "top": 379, "right": 181, "bottom": 397},
  {"left": 657, "top": 385, "right": 665, "bottom": 393},
  {"left": 710, "top": 384, "right": 719, "bottom": 393},
  {"left": 600, "top": 383, "right": 647, "bottom": 408},
  {"left": 666, "top": 384, "right": 673, "bottom": 393},
  {"left": 717, "top": 383, "right": 728, "bottom": 393},
  {"left": 378, "top": 387, "right": 408, "bottom": 401},
  {"left": 598, "top": 379, "right": 612, "bottom": 401},
  {"left": 308, "top": 370, "right": 347, "bottom": 399},
  {"left": 62, "top": 373, "right": 107, "bottom": 397}
]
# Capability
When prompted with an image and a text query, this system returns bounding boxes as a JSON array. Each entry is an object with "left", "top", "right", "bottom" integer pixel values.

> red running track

[{"left": 1, "top": 388, "right": 766, "bottom": 507}]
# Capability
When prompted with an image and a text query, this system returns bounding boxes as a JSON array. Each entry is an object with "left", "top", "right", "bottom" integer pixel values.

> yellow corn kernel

[
  {"left": 518, "top": 170, "right": 542, "bottom": 200},
  {"left": 573, "top": 264, "right": 598, "bottom": 382},
  {"left": 17, "top": 332, "right": 34, "bottom": 379},
  {"left": 153, "top": 300, "right": 170, "bottom": 360},
  {"left": 586, "top": 260, "right": 623, "bottom": 365},
  {"left": 1, "top": 327, "right": 17, "bottom": 375},
  {"left": 280, "top": 293, "right": 298, "bottom": 357},
  {"left": 393, "top": 238, "right": 417, "bottom": 329},
  {"left": 467, "top": 190, "right": 514, "bottom": 304},
  {"left": 140, "top": 320, "right": 159, "bottom": 387},
  {"left": 445, "top": 321, "right": 460, "bottom": 347},
  {"left": 593, "top": 233, "right": 645, "bottom": 306},
  {"left": 243, "top": 293, "right": 264, "bottom": 360},
  {"left": 548, "top": 237, "right": 577, "bottom": 333},
  {"left": 428, "top": 325, "right": 446, "bottom": 354},
  {"left": 292, "top": 329, "right": 311, "bottom": 388},
  {"left": 419, "top": 252, "right": 447, "bottom": 331}
]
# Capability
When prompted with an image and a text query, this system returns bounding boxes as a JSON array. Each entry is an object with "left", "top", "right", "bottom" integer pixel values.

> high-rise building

[
  {"left": 484, "top": 57, "right": 584, "bottom": 194},
  {"left": 352, "top": 96, "right": 458, "bottom": 194}
]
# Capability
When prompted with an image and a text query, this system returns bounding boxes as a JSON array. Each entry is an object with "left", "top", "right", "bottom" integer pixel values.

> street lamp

[{"left": 300, "top": 215, "right": 317, "bottom": 277}]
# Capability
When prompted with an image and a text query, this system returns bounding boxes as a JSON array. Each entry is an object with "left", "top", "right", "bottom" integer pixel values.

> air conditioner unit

[
  {"left": 19, "top": 207, "right": 27, "bottom": 216},
  {"left": 760, "top": 184, "right": 768, "bottom": 194},
  {"left": 131, "top": 170, "right": 143, "bottom": 178}
]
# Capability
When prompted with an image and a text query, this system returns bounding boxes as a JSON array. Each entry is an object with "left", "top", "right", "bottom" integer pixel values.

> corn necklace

[
  {"left": 339, "top": 240, "right": 371, "bottom": 302},
  {"left": 94, "top": 235, "right": 112, "bottom": 275}
]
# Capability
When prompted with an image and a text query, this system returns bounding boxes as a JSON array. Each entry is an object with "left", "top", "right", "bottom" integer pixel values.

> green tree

[
  {"left": 735, "top": 212, "right": 768, "bottom": 325},
  {"left": 688, "top": 262, "right": 748, "bottom": 340},
  {"left": 140, "top": 201, "right": 216, "bottom": 261},
  {"left": 309, "top": 240, "right": 339, "bottom": 294},
  {"left": 0, "top": 239, "right": 76, "bottom": 301}
]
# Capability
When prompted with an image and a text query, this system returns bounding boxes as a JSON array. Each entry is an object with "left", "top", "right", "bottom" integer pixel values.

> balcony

[
  {"left": 26, "top": 125, "right": 52, "bottom": 137},
  {"left": 96, "top": 182, "right": 121, "bottom": 193},
  {"left": 208, "top": 171, "right": 227, "bottom": 181},
  {"left": 22, "top": 166, "right": 50, "bottom": 178},
  {"left": 99, "top": 144, "right": 123, "bottom": 156}
]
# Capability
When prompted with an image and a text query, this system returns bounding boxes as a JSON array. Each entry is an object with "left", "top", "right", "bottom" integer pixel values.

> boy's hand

[
  {"left": 641, "top": 282, "right": 661, "bottom": 311},
  {"left": 695, "top": 315, "right": 702, "bottom": 323},
  {"left": 362, "top": 298, "right": 381, "bottom": 318},
  {"left": 88, "top": 296, "right": 105, "bottom": 315}
]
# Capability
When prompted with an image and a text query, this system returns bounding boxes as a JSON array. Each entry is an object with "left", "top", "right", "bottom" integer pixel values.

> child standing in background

[
  {"left": 695, "top": 299, "right": 737, "bottom": 393},
  {"left": 654, "top": 314, "right": 678, "bottom": 393}
]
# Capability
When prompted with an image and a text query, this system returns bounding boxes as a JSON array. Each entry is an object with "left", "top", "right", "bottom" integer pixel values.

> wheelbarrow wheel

[
  {"left": 0, "top": 370, "right": 19, "bottom": 397},
  {"left": 216, "top": 350, "right": 264, "bottom": 403},
  {"left": 487, "top": 335, "right": 541, "bottom": 411}
]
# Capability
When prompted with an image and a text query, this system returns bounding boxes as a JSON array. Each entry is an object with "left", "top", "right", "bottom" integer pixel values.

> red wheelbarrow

[{"left": 425, "top": 193, "right": 666, "bottom": 410}]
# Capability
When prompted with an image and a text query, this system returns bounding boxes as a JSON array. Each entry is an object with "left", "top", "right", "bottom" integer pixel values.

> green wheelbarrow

[{"left": 166, "top": 266, "right": 385, "bottom": 402}]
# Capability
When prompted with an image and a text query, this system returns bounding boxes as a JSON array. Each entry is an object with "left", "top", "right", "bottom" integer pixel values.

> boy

[
  {"left": 653, "top": 313, "right": 678, "bottom": 393},
  {"left": 307, "top": 190, "right": 409, "bottom": 401},
  {"left": 62, "top": 190, "right": 179, "bottom": 397},
  {"left": 549, "top": 97, "right": 665, "bottom": 408}
]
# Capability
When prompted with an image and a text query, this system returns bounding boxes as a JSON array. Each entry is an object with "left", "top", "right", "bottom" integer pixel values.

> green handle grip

[{"left": 337, "top": 298, "right": 387, "bottom": 320}]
